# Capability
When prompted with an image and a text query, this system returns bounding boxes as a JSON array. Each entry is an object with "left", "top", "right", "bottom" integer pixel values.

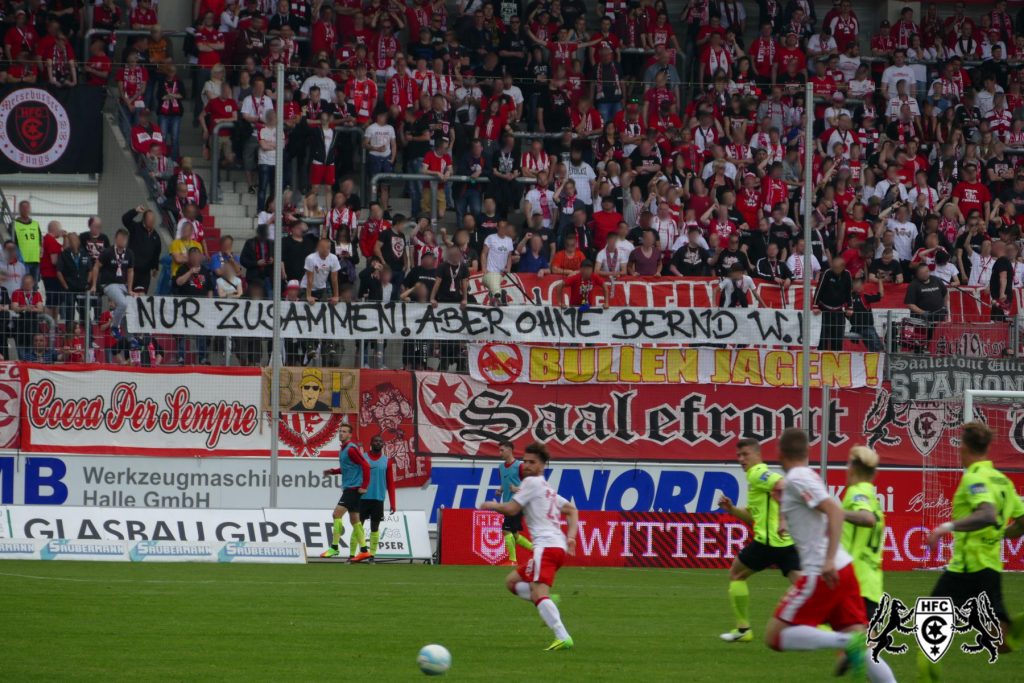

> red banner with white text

[
  {"left": 467, "top": 274, "right": 1020, "bottom": 317},
  {"left": 438, "top": 507, "right": 1024, "bottom": 572},
  {"left": 17, "top": 364, "right": 429, "bottom": 487},
  {"left": 414, "top": 372, "right": 1024, "bottom": 470}
]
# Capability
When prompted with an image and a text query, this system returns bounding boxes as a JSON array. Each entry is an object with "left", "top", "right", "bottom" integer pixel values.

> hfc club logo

[
  {"left": 470, "top": 510, "right": 507, "bottom": 564},
  {"left": 0, "top": 88, "right": 71, "bottom": 168},
  {"left": 868, "top": 592, "right": 1003, "bottom": 664}
]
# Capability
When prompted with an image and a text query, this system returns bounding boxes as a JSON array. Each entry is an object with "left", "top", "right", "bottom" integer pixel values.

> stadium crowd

[{"left": 1, "top": 0, "right": 1024, "bottom": 365}]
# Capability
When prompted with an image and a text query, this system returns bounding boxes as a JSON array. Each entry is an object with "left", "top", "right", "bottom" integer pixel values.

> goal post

[
  {"left": 963, "top": 389, "right": 1024, "bottom": 423},
  {"left": 917, "top": 389, "right": 1024, "bottom": 569}
]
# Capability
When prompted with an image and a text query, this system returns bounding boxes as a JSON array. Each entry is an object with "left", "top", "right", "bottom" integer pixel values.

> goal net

[{"left": 918, "top": 390, "right": 1024, "bottom": 569}]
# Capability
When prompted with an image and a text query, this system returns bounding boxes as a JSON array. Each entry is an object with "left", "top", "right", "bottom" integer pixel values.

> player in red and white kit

[
  {"left": 765, "top": 429, "right": 896, "bottom": 683},
  {"left": 481, "top": 442, "right": 579, "bottom": 651}
]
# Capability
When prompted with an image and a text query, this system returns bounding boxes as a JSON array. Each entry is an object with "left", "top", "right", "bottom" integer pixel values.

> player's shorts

[
  {"left": 337, "top": 487, "right": 362, "bottom": 512},
  {"left": 774, "top": 564, "right": 867, "bottom": 630},
  {"left": 931, "top": 568, "right": 1008, "bottom": 622},
  {"left": 518, "top": 546, "right": 566, "bottom": 587},
  {"left": 359, "top": 499, "right": 385, "bottom": 528},
  {"left": 738, "top": 541, "right": 801, "bottom": 577},
  {"left": 310, "top": 162, "right": 335, "bottom": 186},
  {"left": 502, "top": 512, "right": 524, "bottom": 534}
]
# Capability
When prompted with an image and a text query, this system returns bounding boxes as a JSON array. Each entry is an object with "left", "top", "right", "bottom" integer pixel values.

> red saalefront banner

[
  {"left": 415, "top": 372, "right": 1024, "bottom": 470},
  {"left": 466, "top": 274, "right": 1020, "bottom": 316},
  {"left": 439, "top": 508, "right": 1024, "bottom": 572}
]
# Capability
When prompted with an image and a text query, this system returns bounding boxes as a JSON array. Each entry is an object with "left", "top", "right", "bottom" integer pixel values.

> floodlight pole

[
  {"left": 269, "top": 63, "right": 285, "bottom": 508},
  {"left": 801, "top": 82, "right": 814, "bottom": 434}
]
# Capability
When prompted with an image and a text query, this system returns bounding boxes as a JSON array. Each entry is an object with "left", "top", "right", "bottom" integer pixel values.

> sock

[
  {"left": 513, "top": 581, "right": 531, "bottom": 601},
  {"left": 866, "top": 656, "right": 896, "bottom": 683},
  {"left": 504, "top": 533, "right": 517, "bottom": 563},
  {"left": 349, "top": 523, "right": 362, "bottom": 557},
  {"left": 728, "top": 580, "right": 750, "bottom": 629},
  {"left": 369, "top": 530, "right": 380, "bottom": 556},
  {"left": 536, "top": 597, "right": 569, "bottom": 641},
  {"left": 516, "top": 535, "right": 533, "bottom": 551},
  {"left": 332, "top": 518, "right": 342, "bottom": 547},
  {"left": 778, "top": 625, "right": 849, "bottom": 651}
]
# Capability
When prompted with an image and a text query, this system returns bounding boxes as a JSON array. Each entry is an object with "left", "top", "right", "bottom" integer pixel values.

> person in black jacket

[
  {"left": 56, "top": 233, "right": 94, "bottom": 327},
  {"left": 814, "top": 255, "right": 852, "bottom": 351},
  {"left": 240, "top": 224, "right": 274, "bottom": 294},
  {"left": 281, "top": 221, "right": 317, "bottom": 285},
  {"left": 846, "top": 277, "right": 884, "bottom": 352},
  {"left": 123, "top": 205, "right": 162, "bottom": 293},
  {"left": 308, "top": 111, "right": 342, "bottom": 207},
  {"left": 755, "top": 243, "right": 793, "bottom": 288}
]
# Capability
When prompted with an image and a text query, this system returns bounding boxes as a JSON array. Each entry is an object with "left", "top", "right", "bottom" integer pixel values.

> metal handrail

[
  {"left": 84, "top": 27, "right": 310, "bottom": 57},
  {"left": 369, "top": 173, "right": 537, "bottom": 224},
  {"left": 0, "top": 184, "right": 15, "bottom": 242}
]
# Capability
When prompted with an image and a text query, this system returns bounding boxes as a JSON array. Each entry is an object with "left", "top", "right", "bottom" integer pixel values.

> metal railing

[
  {"left": 211, "top": 123, "right": 366, "bottom": 206},
  {"left": 369, "top": 174, "right": 537, "bottom": 224},
  {"left": 0, "top": 185, "right": 15, "bottom": 242}
]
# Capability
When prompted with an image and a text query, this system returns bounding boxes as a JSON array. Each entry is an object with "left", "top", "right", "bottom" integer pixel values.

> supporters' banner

[
  {"left": 0, "top": 86, "right": 103, "bottom": 173},
  {"left": 126, "top": 296, "right": 819, "bottom": 346},
  {"left": 414, "top": 373, "right": 1024, "bottom": 469},
  {"left": 888, "top": 354, "right": 1024, "bottom": 402},
  {"left": 351, "top": 369, "right": 428, "bottom": 488},
  {"left": 464, "top": 274, "right": 1024, "bottom": 317},
  {"left": 260, "top": 366, "right": 360, "bottom": 413},
  {"left": 17, "top": 365, "right": 430, "bottom": 485},
  {"left": 928, "top": 321, "right": 1013, "bottom": 357},
  {"left": 469, "top": 344, "right": 883, "bottom": 388},
  {"left": 0, "top": 362, "right": 21, "bottom": 449},
  {"left": 437, "top": 508, "right": 1024, "bottom": 571}
]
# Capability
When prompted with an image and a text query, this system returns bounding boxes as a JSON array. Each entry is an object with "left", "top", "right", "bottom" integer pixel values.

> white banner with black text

[{"left": 125, "top": 296, "right": 820, "bottom": 346}]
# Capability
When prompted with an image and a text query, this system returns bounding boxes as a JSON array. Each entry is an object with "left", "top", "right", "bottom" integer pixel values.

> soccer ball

[{"left": 417, "top": 644, "right": 451, "bottom": 675}]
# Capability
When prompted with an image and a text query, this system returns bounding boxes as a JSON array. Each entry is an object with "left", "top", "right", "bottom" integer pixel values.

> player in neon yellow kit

[
  {"left": 841, "top": 446, "right": 886, "bottom": 621},
  {"left": 718, "top": 438, "right": 800, "bottom": 643},
  {"left": 922, "top": 422, "right": 1024, "bottom": 680}
]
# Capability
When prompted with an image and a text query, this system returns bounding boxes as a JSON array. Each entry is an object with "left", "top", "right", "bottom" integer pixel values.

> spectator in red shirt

[
  {"left": 553, "top": 260, "right": 610, "bottom": 308},
  {"left": 11, "top": 273, "right": 44, "bottom": 353},
  {"left": 40, "top": 221, "right": 64, "bottom": 320},
  {"left": 591, "top": 196, "right": 623, "bottom": 250},
  {"left": 130, "top": 109, "right": 166, "bottom": 155},
  {"left": 952, "top": 163, "right": 992, "bottom": 224},
  {"left": 118, "top": 49, "right": 148, "bottom": 127},
  {"left": 83, "top": 38, "right": 112, "bottom": 86},
  {"left": 201, "top": 81, "right": 238, "bottom": 167},
  {"left": 130, "top": 0, "right": 159, "bottom": 30},
  {"left": 3, "top": 10, "right": 37, "bottom": 62},
  {"left": 421, "top": 137, "right": 454, "bottom": 220}
]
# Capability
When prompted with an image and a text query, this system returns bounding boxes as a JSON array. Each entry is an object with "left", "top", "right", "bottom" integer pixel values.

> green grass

[{"left": 1, "top": 562, "right": 1022, "bottom": 682}]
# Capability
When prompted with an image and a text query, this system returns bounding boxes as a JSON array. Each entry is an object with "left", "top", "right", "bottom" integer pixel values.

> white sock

[
  {"left": 514, "top": 581, "right": 531, "bottom": 601},
  {"left": 867, "top": 657, "right": 896, "bottom": 683},
  {"left": 778, "top": 625, "right": 849, "bottom": 651},
  {"left": 536, "top": 598, "right": 569, "bottom": 641}
]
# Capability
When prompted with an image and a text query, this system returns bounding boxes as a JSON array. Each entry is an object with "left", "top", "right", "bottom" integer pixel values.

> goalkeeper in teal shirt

[
  {"left": 351, "top": 435, "right": 397, "bottom": 564},
  {"left": 497, "top": 440, "right": 534, "bottom": 565}
]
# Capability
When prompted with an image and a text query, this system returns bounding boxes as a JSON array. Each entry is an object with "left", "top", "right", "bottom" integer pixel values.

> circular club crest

[
  {"left": 0, "top": 88, "right": 71, "bottom": 169},
  {"left": 475, "top": 343, "right": 523, "bottom": 383}
]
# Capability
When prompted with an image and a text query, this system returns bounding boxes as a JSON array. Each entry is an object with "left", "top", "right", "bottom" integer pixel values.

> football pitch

[{"left": 1, "top": 562, "right": 1021, "bottom": 682}]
